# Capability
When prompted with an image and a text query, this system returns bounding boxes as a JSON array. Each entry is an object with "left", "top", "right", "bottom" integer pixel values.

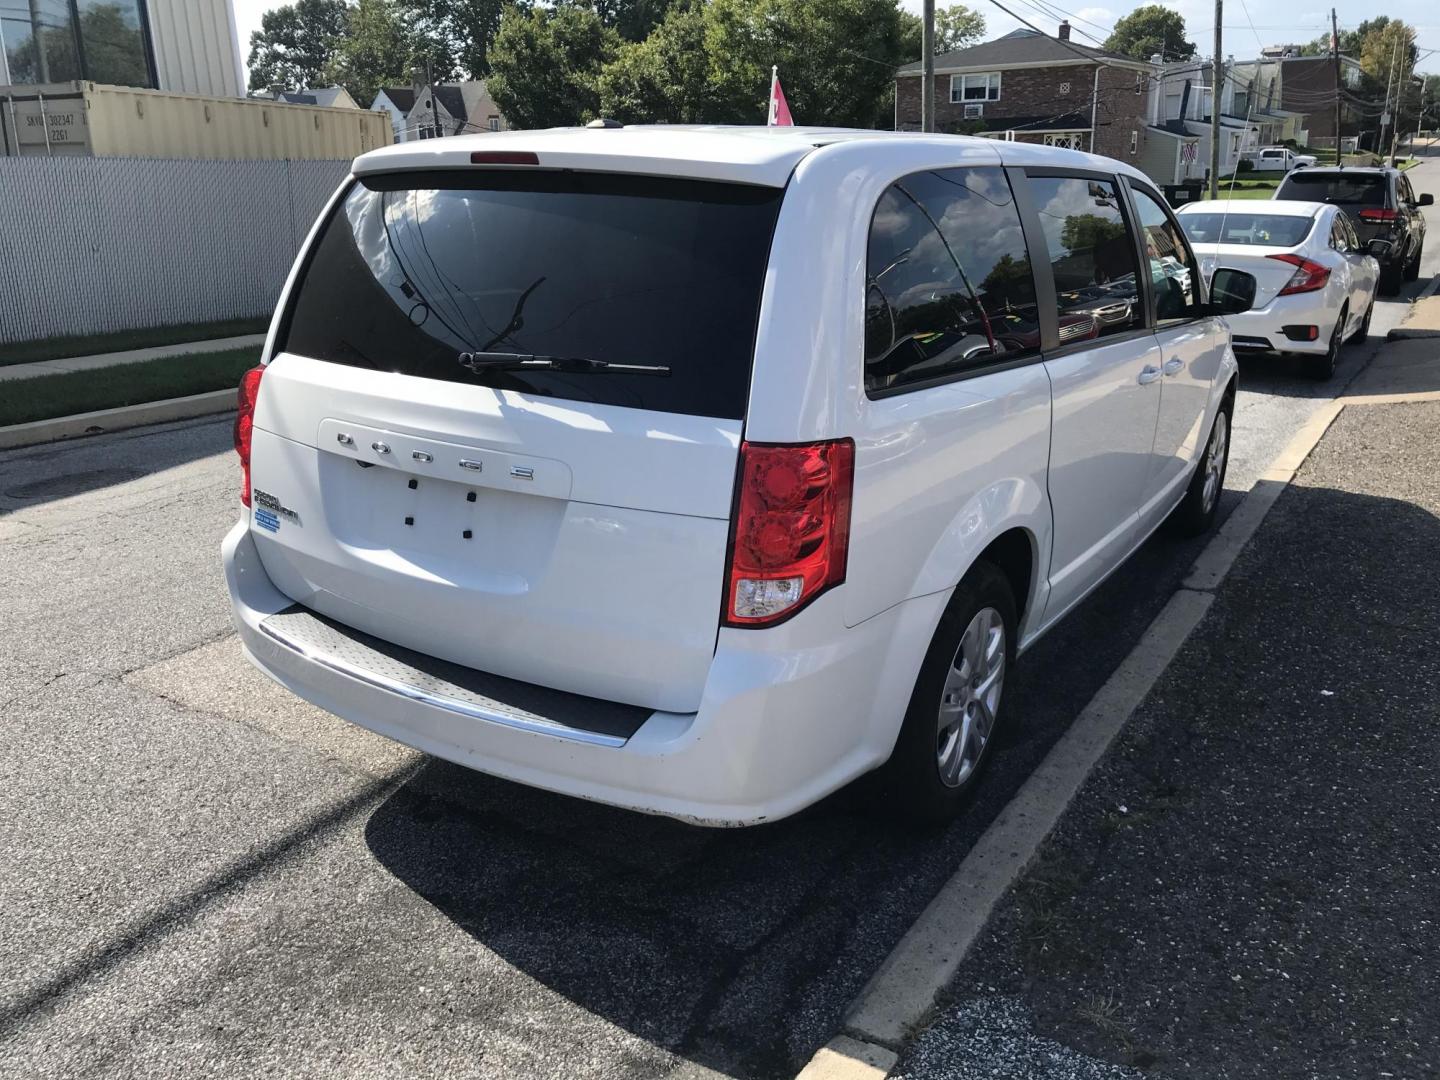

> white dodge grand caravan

[{"left": 223, "top": 126, "right": 1254, "bottom": 826}]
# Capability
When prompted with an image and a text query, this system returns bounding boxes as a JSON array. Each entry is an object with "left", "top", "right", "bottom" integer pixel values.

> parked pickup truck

[{"left": 1249, "top": 146, "right": 1318, "bottom": 172}]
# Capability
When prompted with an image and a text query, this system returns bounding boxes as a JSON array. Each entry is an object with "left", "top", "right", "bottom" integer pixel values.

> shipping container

[{"left": 0, "top": 82, "right": 392, "bottom": 160}]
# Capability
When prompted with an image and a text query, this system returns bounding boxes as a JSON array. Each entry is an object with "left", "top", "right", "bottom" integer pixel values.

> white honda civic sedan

[{"left": 1176, "top": 199, "right": 1381, "bottom": 379}]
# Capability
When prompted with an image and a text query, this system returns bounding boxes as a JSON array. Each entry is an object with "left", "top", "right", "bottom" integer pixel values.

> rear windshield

[
  {"left": 279, "top": 170, "right": 783, "bottom": 420},
  {"left": 1179, "top": 212, "right": 1314, "bottom": 247},
  {"left": 1278, "top": 172, "right": 1387, "bottom": 206}
]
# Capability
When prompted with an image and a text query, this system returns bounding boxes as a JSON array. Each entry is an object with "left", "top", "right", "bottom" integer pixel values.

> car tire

[
  {"left": 1167, "top": 395, "right": 1232, "bottom": 538},
  {"left": 1304, "top": 306, "right": 1345, "bottom": 381},
  {"left": 875, "top": 560, "right": 1017, "bottom": 824},
  {"left": 1405, "top": 240, "right": 1423, "bottom": 282},
  {"left": 1379, "top": 258, "right": 1405, "bottom": 295}
]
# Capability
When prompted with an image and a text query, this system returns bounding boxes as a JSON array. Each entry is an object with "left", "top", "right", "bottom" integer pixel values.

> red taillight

[
  {"left": 724, "top": 439, "right": 854, "bottom": 627},
  {"left": 469, "top": 150, "right": 539, "bottom": 165},
  {"left": 1358, "top": 208, "right": 1399, "bottom": 222},
  {"left": 234, "top": 365, "right": 264, "bottom": 507},
  {"left": 1268, "top": 253, "right": 1331, "bottom": 296}
]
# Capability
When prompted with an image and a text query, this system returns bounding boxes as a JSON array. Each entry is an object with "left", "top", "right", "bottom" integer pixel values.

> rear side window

[
  {"left": 1279, "top": 171, "right": 1386, "bottom": 207},
  {"left": 864, "top": 166, "right": 1039, "bottom": 394},
  {"left": 1178, "top": 212, "right": 1314, "bottom": 248},
  {"left": 279, "top": 170, "right": 783, "bottom": 420},
  {"left": 1024, "top": 175, "right": 1142, "bottom": 339}
]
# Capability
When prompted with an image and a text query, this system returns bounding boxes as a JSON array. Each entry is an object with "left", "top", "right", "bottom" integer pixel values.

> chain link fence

[{"left": 0, "top": 157, "right": 350, "bottom": 346}]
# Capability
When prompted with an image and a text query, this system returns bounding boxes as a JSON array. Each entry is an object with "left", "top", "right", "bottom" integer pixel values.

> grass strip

[
  {"left": 0, "top": 347, "right": 260, "bottom": 427},
  {"left": 1, "top": 317, "right": 269, "bottom": 368}
]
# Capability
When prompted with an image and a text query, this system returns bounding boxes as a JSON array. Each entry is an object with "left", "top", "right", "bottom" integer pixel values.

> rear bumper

[
  {"left": 223, "top": 521, "right": 942, "bottom": 826},
  {"left": 1225, "top": 295, "right": 1339, "bottom": 355}
]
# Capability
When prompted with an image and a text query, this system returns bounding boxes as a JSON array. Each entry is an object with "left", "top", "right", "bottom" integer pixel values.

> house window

[
  {"left": 488, "top": 116, "right": 500, "bottom": 131},
  {"left": 1, "top": 0, "right": 156, "bottom": 88},
  {"left": 950, "top": 72, "right": 1001, "bottom": 104},
  {"left": 1164, "top": 92, "right": 1182, "bottom": 120},
  {"left": 1059, "top": 81, "right": 1071, "bottom": 95}
]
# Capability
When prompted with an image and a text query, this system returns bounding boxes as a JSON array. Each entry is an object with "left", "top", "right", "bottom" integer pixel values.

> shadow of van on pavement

[{"left": 360, "top": 491, "right": 1241, "bottom": 1080}]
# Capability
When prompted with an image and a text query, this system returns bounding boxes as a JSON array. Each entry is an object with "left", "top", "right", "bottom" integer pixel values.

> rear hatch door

[{"left": 249, "top": 168, "right": 784, "bottom": 714}]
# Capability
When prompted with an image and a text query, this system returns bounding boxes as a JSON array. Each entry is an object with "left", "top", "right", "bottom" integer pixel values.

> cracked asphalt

[
  {"left": 895, "top": 401, "right": 1440, "bottom": 1079},
  {"left": 1, "top": 162, "right": 1437, "bottom": 1080}
]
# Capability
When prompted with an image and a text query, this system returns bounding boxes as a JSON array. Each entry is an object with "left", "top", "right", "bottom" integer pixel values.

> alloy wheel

[
  {"left": 1202, "top": 409, "right": 1228, "bottom": 514},
  {"left": 936, "top": 607, "right": 1005, "bottom": 788}
]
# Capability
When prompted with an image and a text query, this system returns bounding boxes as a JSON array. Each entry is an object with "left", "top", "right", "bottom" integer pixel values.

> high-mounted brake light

[
  {"left": 469, "top": 150, "right": 539, "bottom": 166},
  {"left": 1358, "top": 208, "right": 1399, "bottom": 222},
  {"left": 1268, "top": 253, "right": 1331, "bottom": 296},
  {"left": 724, "top": 439, "right": 854, "bottom": 627},
  {"left": 234, "top": 365, "right": 264, "bottom": 507}
]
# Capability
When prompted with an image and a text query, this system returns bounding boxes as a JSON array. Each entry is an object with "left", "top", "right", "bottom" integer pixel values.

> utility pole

[
  {"left": 426, "top": 56, "right": 440, "bottom": 138},
  {"left": 1209, "top": 0, "right": 1222, "bottom": 199},
  {"left": 1379, "top": 35, "right": 1399, "bottom": 158},
  {"left": 1390, "top": 38, "right": 1412, "bottom": 166},
  {"left": 921, "top": 0, "right": 935, "bottom": 132},
  {"left": 1331, "top": 9, "right": 1342, "bottom": 162}
]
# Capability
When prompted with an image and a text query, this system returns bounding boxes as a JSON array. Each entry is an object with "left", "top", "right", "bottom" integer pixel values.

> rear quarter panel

[{"left": 742, "top": 139, "right": 1053, "bottom": 637}]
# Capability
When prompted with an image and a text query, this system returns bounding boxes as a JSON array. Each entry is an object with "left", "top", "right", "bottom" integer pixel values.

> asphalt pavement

[
  {"left": 1, "top": 162, "right": 1437, "bottom": 1080},
  {"left": 895, "top": 399, "right": 1440, "bottom": 1080}
]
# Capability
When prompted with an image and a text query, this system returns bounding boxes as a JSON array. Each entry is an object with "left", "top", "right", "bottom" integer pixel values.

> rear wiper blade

[{"left": 458, "top": 351, "right": 670, "bottom": 376}]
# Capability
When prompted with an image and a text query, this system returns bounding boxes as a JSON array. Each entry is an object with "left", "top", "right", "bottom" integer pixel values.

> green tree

[
  {"left": 397, "top": 0, "right": 505, "bottom": 78},
  {"left": 488, "top": 3, "right": 620, "bottom": 128},
  {"left": 898, "top": 3, "right": 984, "bottom": 57},
  {"left": 599, "top": 0, "right": 720, "bottom": 121},
  {"left": 935, "top": 4, "right": 984, "bottom": 53},
  {"left": 704, "top": 0, "right": 913, "bottom": 127},
  {"left": 325, "top": 0, "right": 414, "bottom": 107},
  {"left": 591, "top": 0, "right": 681, "bottom": 42},
  {"left": 1101, "top": 4, "right": 1195, "bottom": 62},
  {"left": 246, "top": 0, "right": 349, "bottom": 92}
]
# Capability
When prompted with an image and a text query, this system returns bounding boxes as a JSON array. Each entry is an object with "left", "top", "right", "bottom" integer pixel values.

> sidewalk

[
  {"left": 893, "top": 362, "right": 1440, "bottom": 1077},
  {"left": 0, "top": 334, "right": 265, "bottom": 383}
]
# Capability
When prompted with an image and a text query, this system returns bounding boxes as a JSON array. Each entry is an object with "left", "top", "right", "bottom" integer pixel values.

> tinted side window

[
  {"left": 1400, "top": 174, "right": 1416, "bottom": 206},
  {"left": 1330, "top": 213, "right": 1349, "bottom": 250},
  {"left": 1341, "top": 213, "right": 1361, "bottom": 249},
  {"left": 865, "top": 167, "right": 1039, "bottom": 394},
  {"left": 1130, "top": 185, "right": 1199, "bottom": 323},
  {"left": 1024, "top": 175, "right": 1142, "bottom": 339}
]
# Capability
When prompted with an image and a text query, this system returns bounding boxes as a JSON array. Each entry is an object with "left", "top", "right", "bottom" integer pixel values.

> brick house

[
  {"left": 1279, "top": 53, "right": 1365, "bottom": 148},
  {"left": 894, "top": 25, "right": 1155, "bottom": 162}
]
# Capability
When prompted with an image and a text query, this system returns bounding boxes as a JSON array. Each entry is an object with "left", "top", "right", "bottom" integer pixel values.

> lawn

[
  {"left": 0, "top": 346, "right": 260, "bottom": 427},
  {"left": 1, "top": 317, "right": 269, "bottom": 368}
]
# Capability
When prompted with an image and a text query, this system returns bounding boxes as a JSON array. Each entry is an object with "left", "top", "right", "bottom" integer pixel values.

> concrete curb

[
  {"left": 0, "top": 334, "right": 265, "bottom": 382},
  {"left": 801, "top": 394, "right": 1358, "bottom": 1075},
  {"left": 0, "top": 390, "right": 234, "bottom": 451}
]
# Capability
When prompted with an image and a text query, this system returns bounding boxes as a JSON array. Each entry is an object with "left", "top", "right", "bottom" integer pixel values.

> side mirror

[
  {"left": 1207, "top": 268, "right": 1257, "bottom": 315},
  {"left": 1367, "top": 237, "right": 1393, "bottom": 258},
  {"left": 1420, "top": 193, "right": 1434, "bottom": 207}
]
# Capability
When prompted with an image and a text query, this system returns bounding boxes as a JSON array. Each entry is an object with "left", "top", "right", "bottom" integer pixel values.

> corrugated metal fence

[{"left": 0, "top": 156, "right": 350, "bottom": 346}]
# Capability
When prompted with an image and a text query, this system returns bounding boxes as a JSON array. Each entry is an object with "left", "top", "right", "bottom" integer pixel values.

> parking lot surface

[
  {"left": 895, "top": 399, "right": 1440, "bottom": 1080},
  {"left": 1, "top": 163, "right": 1436, "bottom": 1079}
]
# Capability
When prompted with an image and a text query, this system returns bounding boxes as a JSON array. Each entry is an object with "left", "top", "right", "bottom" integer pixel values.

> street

[{"left": 1, "top": 160, "right": 1437, "bottom": 1080}]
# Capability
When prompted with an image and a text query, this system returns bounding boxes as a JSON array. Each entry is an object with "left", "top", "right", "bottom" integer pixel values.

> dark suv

[{"left": 1275, "top": 166, "right": 1431, "bottom": 294}]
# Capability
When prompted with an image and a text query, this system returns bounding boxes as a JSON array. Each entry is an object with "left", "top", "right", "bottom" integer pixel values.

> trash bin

[{"left": 1162, "top": 183, "right": 1204, "bottom": 208}]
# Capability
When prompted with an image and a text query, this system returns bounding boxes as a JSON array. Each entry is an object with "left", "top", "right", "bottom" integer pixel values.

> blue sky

[
  {"left": 899, "top": 0, "right": 1440, "bottom": 74},
  {"left": 230, "top": 0, "right": 1440, "bottom": 84}
]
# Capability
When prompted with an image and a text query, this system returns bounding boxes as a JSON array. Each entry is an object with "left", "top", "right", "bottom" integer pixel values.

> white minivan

[{"left": 223, "top": 126, "right": 1253, "bottom": 826}]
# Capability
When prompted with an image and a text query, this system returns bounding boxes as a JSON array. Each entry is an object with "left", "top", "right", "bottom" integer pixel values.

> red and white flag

[{"left": 768, "top": 66, "right": 794, "bottom": 126}]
